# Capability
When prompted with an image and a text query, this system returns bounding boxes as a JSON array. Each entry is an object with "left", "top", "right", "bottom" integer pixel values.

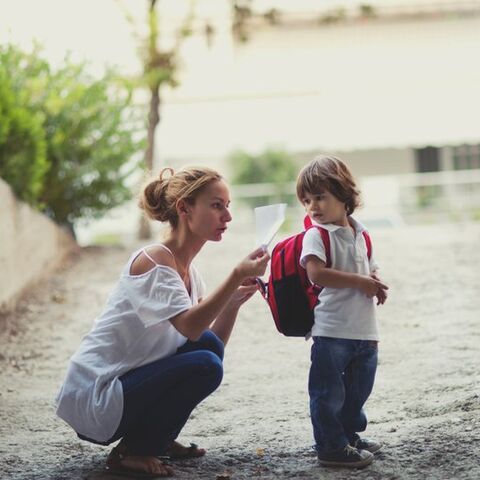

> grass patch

[{"left": 92, "top": 233, "right": 123, "bottom": 246}]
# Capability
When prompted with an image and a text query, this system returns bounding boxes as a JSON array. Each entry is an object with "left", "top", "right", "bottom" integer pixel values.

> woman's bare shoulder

[{"left": 129, "top": 245, "right": 176, "bottom": 276}]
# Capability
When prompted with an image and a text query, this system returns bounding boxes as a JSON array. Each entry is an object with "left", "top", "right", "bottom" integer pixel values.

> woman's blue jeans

[
  {"left": 104, "top": 330, "right": 224, "bottom": 456},
  {"left": 309, "top": 336, "right": 378, "bottom": 454}
]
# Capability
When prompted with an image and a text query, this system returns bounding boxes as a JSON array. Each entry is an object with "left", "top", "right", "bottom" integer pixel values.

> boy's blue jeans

[
  {"left": 309, "top": 336, "right": 378, "bottom": 454},
  {"left": 79, "top": 330, "right": 224, "bottom": 456}
]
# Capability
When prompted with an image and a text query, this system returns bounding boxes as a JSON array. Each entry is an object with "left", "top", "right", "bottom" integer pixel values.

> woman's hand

[
  {"left": 171, "top": 249, "right": 269, "bottom": 343},
  {"left": 234, "top": 247, "right": 270, "bottom": 281},
  {"left": 229, "top": 278, "right": 259, "bottom": 309}
]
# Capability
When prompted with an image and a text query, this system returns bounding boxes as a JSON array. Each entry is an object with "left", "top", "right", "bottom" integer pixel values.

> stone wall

[{"left": 0, "top": 178, "right": 76, "bottom": 311}]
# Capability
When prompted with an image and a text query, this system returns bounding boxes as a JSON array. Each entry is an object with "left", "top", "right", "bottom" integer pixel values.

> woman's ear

[{"left": 176, "top": 199, "right": 190, "bottom": 218}]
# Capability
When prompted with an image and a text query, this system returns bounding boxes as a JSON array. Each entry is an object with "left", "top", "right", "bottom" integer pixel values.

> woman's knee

[
  {"left": 197, "top": 350, "right": 223, "bottom": 388},
  {"left": 198, "top": 330, "right": 225, "bottom": 360}
]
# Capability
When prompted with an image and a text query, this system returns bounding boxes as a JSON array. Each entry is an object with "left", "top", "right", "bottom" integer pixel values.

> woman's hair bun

[
  {"left": 139, "top": 170, "right": 174, "bottom": 222},
  {"left": 139, "top": 165, "right": 223, "bottom": 228},
  {"left": 159, "top": 167, "right": 174, "bottom": 182}
]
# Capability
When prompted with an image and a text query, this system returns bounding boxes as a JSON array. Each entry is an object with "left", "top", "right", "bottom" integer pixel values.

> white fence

[
  {"left": 75, "top": 169, "right": 480, "bottom": 246},
  {"left": 230, "top": 168, "right": 480, "bottom": 226}
]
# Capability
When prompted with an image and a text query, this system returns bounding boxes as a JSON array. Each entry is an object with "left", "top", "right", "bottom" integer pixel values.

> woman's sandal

[
  {"left": 106, "top": 445, "right": 174, "bottom": 478},
  {"left": 164, "top": 441, "right": 206, "bottom": 460}
]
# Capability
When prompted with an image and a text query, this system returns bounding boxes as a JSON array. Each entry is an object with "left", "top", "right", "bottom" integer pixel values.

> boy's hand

[
  {"left": 357, "top": 275, "right": 388, "bottom": 298},
  {"left": 375, "top": 286, "right": 388, "bottom": 305},
  {"left": 371, "top": 273, "right": 388, "bottom": 305}
]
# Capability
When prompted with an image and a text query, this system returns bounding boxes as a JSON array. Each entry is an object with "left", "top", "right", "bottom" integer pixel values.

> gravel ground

[{"left": 1, "top": 220, "right": 479, "bottom": 480}]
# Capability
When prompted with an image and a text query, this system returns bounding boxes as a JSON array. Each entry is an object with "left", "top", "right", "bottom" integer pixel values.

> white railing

[
  {"left": 396, "top": 168, "right": 480, "bottom": 187},
  {"left": 76, "top": 169, "right": 480, "bottom": 245},
  {"left": 231, "top": 169, "right": 480, "bottom": 197},
  {"left": 230, "top": 169, "right": 480, "bottom": 225}
]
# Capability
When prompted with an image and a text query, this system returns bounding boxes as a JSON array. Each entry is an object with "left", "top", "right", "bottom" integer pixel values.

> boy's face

[{"left": 301, "top": 189, "right": 348, "bottom": 226}]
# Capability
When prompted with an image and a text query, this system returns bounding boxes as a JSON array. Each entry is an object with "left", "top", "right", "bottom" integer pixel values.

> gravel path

[{"left": 1, "top": 221, "right": 479, "bottom": 480}]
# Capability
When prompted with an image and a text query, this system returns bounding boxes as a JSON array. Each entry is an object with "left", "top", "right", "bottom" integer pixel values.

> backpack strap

[
  {"left": 317, "top": 227, "right": 331, "bottom": 268},
  {"left": 303, "top": 216, "right": 331, "bottom": 268},
  {"left": 362, "top": 230, "right": 372, "bottom": 260},
  {"left": 304, "top": 215, "right": 371, "bottom": 264}
]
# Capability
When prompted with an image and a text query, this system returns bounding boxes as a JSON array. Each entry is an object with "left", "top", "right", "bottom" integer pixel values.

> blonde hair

[
  {"left": 139, "top": 166, "right": 223, "bottom": 228},
  {"left": 296, "top": 155, "right": 361, "bottom": 215}
]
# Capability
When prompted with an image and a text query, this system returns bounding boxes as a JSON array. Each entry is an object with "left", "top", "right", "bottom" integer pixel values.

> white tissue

[{"left": 254, "top": 203, "right": 287, "bottom": 250}]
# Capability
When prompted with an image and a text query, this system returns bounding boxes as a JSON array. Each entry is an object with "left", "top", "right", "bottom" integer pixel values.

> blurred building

[
  {"left": 157, "top": 3, "right": 480, "bottom": 226},
  {"left": 160, "top": 6, "right": 480, "bottom": 169},
  {"left": 296, "top": 144, "right": 480, "bottom": 227},
  {"left": 298, "top": 144, "right": 480, "bottom": 177}
]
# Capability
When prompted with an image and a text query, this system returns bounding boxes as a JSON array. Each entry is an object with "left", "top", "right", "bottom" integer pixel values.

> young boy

[{"left": 297, "top": 155, "right": 388, "bottom": 468}]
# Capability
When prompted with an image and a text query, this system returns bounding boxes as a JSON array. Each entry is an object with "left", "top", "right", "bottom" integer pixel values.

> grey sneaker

[
  {"left": 351, "top": 437, "right": 383, "bottom": 454},
  {"left": 318, "top": 444, "right": 374, "bottom": 468}
]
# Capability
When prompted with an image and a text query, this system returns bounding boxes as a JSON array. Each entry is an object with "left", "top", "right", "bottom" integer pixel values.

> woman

[{"left": 55, "top": 166, "right": 269, "bottom": 477}]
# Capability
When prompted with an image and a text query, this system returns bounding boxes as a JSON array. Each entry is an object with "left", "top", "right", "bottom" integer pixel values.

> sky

[{"left": 2, "top": 0, "right": 480, "bottom": 163}]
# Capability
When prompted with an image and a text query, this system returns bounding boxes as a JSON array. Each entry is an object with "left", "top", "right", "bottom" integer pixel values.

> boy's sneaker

[
  {"left": 317, "top": 444, "right": 374, "bottom": 468},
  {"left": 350, "top": 436, "right": 383, "bottom": 454}
]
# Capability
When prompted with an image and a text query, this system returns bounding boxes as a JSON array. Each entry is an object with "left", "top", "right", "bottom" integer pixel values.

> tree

[
  {"left": 0, "top": 53, "right": 48, "bottom": 205},
  {"left": 232, "top": 0, "right": 253, "bottom": 42},
  {"left": 38, "top": 65, "right": 144, "bottom": 233},
  {"left": 0, "top": 44, "right": 145, "bottom": 235},
  {"left": 118, "top": 0, "right": 193, "bottom": 238}
]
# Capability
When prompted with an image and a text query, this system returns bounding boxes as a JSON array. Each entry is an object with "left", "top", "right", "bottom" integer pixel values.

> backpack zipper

[{"left": 280, "top": 248, "right": 286, "bottom": 278}]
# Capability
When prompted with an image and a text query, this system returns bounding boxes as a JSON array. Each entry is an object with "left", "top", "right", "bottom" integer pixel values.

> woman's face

[{"left": 185, "top": 179, "right": 232, "bottom": 241}]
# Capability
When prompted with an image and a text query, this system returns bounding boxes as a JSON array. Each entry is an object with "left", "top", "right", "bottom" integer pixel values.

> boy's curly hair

[{"left": 296, "top": 155, "right": 361, "bottom": 215}]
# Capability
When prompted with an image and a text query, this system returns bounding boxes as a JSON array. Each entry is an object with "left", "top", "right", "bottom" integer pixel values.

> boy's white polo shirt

[{"left": 300, "top": 217, "right": 379, "bottom": 341}]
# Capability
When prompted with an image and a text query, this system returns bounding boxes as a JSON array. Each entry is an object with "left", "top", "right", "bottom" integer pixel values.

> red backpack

[{"left": 258, "top": 216, "right": 372, "bottom": 337}]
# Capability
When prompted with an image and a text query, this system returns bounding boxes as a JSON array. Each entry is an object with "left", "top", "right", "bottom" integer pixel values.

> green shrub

[
  {"left": 228, "top": 148, "right": 298, "bottom": 207},
  {"left": 0, "top": 44, "right": 145, "bottom": 233},
  {"left": 39, "top": 66, "right": 145, "bottom": 231},
  {"left": 0, "top": 60, "right": 48, "bottom": 205},
  {"left": 229, "top": 148, "right": 297, "bottom": 184}
]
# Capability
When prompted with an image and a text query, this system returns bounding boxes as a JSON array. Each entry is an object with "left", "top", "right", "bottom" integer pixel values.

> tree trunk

[{"left": 138, "top": 85, "right": 161, "bottom": 240}]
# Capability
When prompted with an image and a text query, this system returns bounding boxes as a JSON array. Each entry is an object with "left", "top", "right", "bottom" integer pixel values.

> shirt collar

[{"left": 311, "top": 216, "right": 366, "bottom": 234}]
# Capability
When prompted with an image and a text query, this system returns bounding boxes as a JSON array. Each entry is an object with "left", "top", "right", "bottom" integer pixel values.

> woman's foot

[
  {"left": 107, "top": 445, "right": 174, "bottom": 477},
  {"left": 164, "top": 440, "right": 206, "bottom": 459}
]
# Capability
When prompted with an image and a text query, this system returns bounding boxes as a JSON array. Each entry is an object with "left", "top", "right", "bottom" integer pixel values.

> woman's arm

[
  {"left": 170, "top": 251, "right": 269, "bottom": 341},
  {"left": 210, "top": 304, "right": 240, "bottom": 346},
  {"left": 304, "top": 255, "right": 388, "bottom": 298},
  {"left": 209, "top": 279, "right": 258, "bottom": 345}
]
